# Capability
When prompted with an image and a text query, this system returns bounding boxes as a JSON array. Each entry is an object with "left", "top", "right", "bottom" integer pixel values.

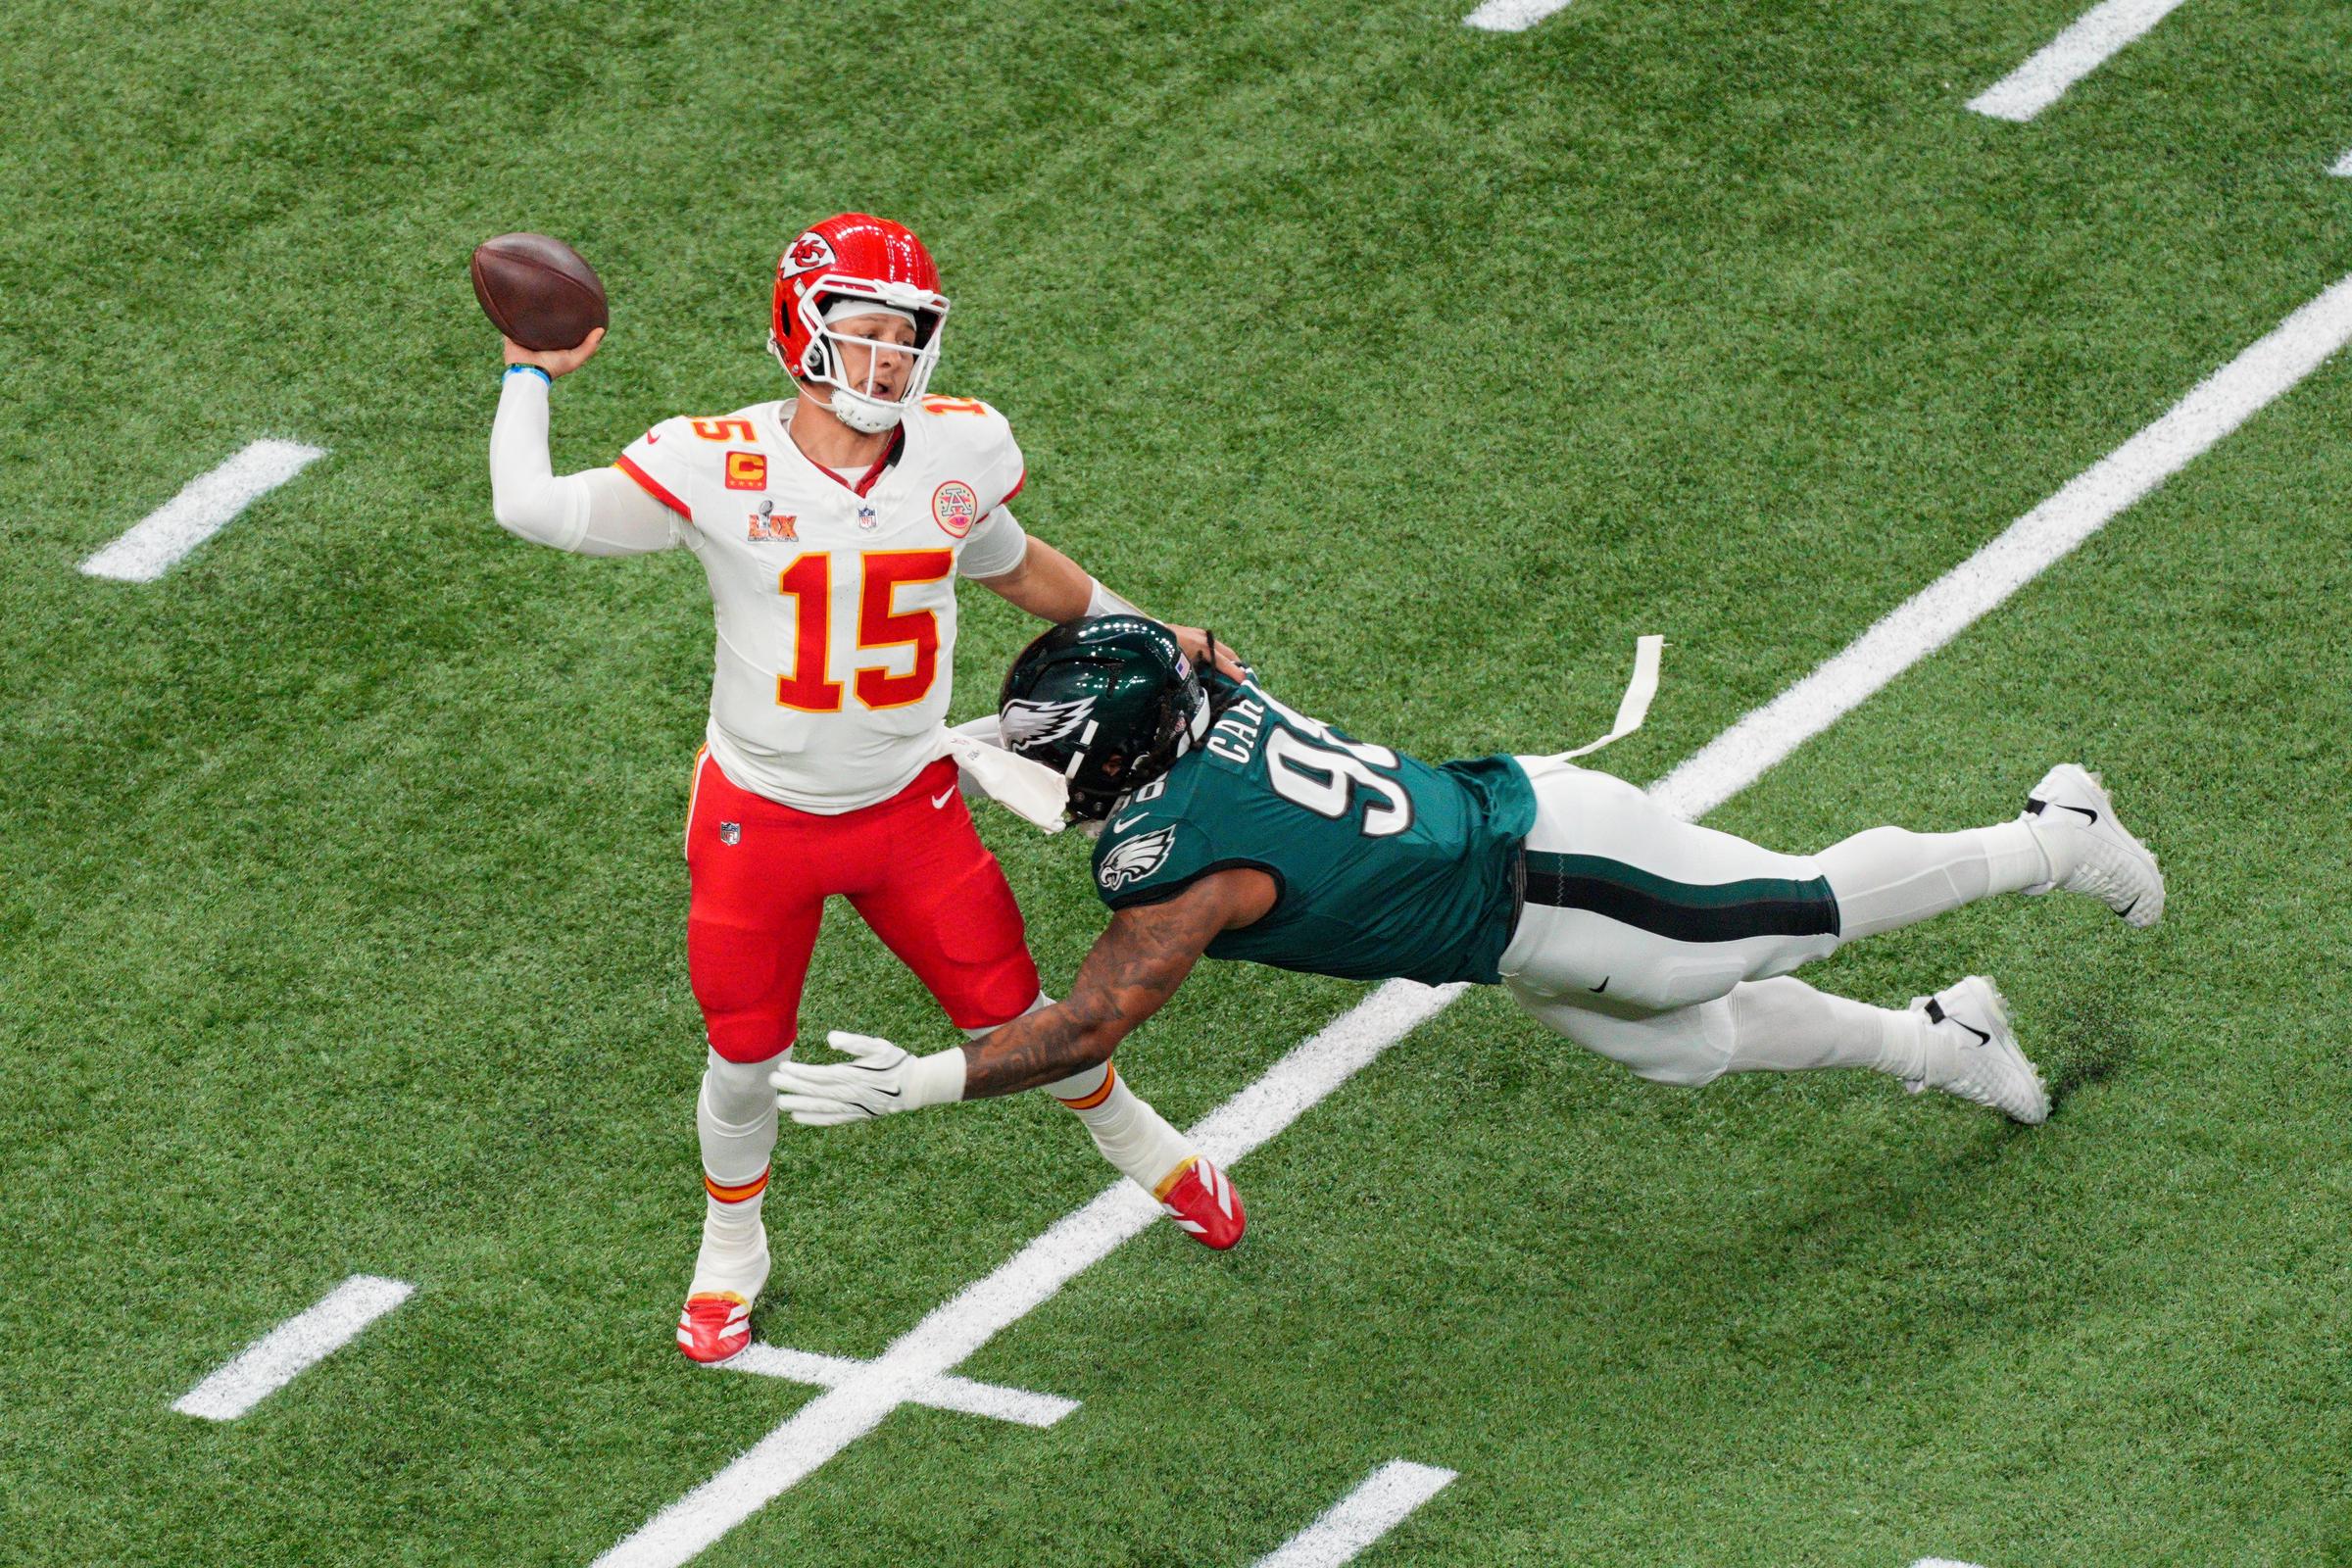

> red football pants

[{"left": 684, "top": 752, "right": 1041, "bottom": 1065}]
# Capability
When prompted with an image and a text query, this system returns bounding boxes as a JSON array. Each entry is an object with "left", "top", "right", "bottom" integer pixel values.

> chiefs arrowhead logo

[{"left": 783, "top": 232, "right": 836, "bottom": 275}]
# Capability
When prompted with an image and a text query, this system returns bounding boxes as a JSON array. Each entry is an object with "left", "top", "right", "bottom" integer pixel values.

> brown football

[{"left": 470, "top": 232, "right": 609, "bottom": 352}]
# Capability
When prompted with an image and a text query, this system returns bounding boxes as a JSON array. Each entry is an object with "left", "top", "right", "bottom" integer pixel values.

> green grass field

[{"left": 5, "top": 1, "right": 2350, "bottom": 1563}]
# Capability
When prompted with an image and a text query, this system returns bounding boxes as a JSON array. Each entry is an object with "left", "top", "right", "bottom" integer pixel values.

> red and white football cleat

[
  {"left": 676, "top": 1292, "right": 755, "bottom": 1365},
  {"left": 1155, "top": 1154, "right": 1246, "bottom": 1250}
]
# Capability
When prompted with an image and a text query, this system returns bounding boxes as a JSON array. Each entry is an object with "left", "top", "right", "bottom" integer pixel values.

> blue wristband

[{"left": 505, "top": 364, "right": 552, "bottom": 386}]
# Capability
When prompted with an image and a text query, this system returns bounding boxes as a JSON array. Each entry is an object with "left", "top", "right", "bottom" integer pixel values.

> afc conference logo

[
  {"left": 932, "top": 479, "right": 979, "bottom": 538},
  {"left": 724, "top": 451, "right": 767, "bottom": 491}
]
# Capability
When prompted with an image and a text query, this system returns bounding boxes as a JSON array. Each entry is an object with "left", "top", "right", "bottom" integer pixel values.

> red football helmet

[{"left": 768, "top": 213, "right": 950, "bottom": 433}]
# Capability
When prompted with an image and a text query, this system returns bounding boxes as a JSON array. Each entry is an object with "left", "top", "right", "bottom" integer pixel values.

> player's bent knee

[
  {"left": 704, "top": 1017, "right": 796, "bottom": 1066},
  {"left": 933, "top": 956, "right": 1045, "bottom": 1034},
  {"left": 702, "top": 1046, "right": 782, "bottom": 1122},
  {"left": 963, "top": 990, "right": 1053, "bottom": 1039},
  {"left": 1513, "top": 985, "right": 1737, "bottom": 1089}
]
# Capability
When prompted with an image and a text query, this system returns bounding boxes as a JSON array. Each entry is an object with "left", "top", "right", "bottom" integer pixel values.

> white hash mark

[
  {"left": 1462, "top": 0, "right": 1575, "bottom": 32},
  {"left": 1967, "top": 0, "right": 2192, "bottom": 122},
  {"left": 80, "top": 438, "right": 326, "bottom": 582},
  {"left": 719, "top": 1343, "right": 1078, "bottom": 1429},
  {"left": 1253, "top": 1460, "right": 1458, "bottom": 1567},
  {"left": 172, "top": 1274, "right": 414, "bottom": 1421}
]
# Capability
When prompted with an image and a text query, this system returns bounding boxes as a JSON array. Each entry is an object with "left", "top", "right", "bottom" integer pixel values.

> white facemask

[{"left": 805, "top": 297, "right": 940, "bottom": 433}]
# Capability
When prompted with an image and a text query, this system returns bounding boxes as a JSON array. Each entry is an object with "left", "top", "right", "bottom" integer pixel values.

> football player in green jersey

[{"left": 775, "top": 617, "right": 2165, "bottom": 1240}]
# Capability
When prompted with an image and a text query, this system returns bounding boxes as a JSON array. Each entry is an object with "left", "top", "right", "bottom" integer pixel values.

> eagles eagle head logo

[
  {"left": 1097, "top": 826, "right": 1177, "bottom": 891},
  {"left": 999, "top": 697, "right": 1096, "bottom": 752}
]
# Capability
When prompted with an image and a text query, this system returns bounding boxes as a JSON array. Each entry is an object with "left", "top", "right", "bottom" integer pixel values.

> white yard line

[
  {"left": 172, "top": 1274, "right": 414, "bottom": 1421},
  {"left": 1967, "top": 0, "right": 2191, "bottom": 122},
  {"left": 79, "top": 438, "right": 325, "bottom": 582},
  {"left": 1462, "top": 0, "right": 1575, "bottom": 32},
  {"left": 593, "top": 268, "right": 2352, "bottom": 1566},
  {"left": 1912, "top": 1559, "right": 1992, "bottom": 1567},
  {"left": 721, "top": 1344, "right": 1078, "bottom": 1428},
  {"left": 2331, "top": 148, "right": 2352, "bottom": 177},
  {"left": 1652, "top": 269, "right": 2352, "bottom": 821},
  {"left": 1253, "top": 1460, "right": 1458, "bottom": 1567}
]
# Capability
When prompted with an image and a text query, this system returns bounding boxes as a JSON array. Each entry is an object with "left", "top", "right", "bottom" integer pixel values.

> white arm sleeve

[
  {"left": 1084, "top": 577, "right": 1143, "bottom": 618},
  {"left": 489, "top": 371, "right": 677, "bottom": 556},
  {"left": 956, "top": 502, "right": 1031, "bottom": 579}
]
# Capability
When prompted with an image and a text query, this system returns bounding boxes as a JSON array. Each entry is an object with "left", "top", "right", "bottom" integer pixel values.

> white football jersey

[{"left": 615, "top": 395, "right": 1030, "bottom": 812}]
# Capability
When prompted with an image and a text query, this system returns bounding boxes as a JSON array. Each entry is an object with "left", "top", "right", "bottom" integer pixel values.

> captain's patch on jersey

[
  {"left": 1098, "top": 826, "right": 1176, "bottom": 891},
  {"left": 724, "top": 451, "right": 767, "bottom": 490},
  {"left": 932, "top": 478, "right": 979, "bottom": 538}
]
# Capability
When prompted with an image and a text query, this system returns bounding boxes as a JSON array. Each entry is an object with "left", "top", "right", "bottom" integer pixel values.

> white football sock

[
  {"left": 1818, "top": 821, "right": 2049, "bottom": 941},
  {"left": 693, "top": 1048, "right": 778, "bottom": 1296},
  {"left": 1721, "top": 977, "right": 1931, "bottom": 1082},
  {"left": 969, "top": 994, "right": 1195, "bottom": 1193},
  {"left": 1044, "top": 1059, "right": 1197, "bottom": 1194}
]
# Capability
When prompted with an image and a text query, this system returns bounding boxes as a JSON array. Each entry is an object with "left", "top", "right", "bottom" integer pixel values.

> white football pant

[{"left": 1498, "top": 759, "right": 2049, "bottom": 1087}]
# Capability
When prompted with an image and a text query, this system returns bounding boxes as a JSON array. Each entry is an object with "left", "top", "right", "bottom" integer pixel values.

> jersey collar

[{"left": 773, "top": 398, "right": 906, "bottom": 499}]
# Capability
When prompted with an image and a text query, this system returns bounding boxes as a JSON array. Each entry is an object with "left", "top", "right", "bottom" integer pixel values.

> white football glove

[{"left": 770, "top": 1030, "right": 968, "bottom": 1127}]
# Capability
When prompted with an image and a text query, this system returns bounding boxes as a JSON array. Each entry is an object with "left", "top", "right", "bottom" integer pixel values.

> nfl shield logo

[
  {"left": 857, "top": 505, "right": 879, "bottom": 532},
  {"left": 718, "top": 821, "right": 742, "bottom": 846}
]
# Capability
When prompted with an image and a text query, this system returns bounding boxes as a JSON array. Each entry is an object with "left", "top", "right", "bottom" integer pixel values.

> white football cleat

[
  {"left": 1908, "top": 976, "right": 2049, "bottom": 1125},
  {"left": 2021, "top": 763, "right": 2164, "bottom": 929}
]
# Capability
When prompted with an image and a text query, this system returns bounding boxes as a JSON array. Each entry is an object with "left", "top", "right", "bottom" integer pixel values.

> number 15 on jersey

[{"left": 774, "top": 549, "right": 954, "bottom": 712}]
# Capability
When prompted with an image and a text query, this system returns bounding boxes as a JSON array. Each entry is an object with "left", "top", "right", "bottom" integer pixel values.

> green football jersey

[{"left": 1088, "top": 676, "right": 1537, "bottom": 986}]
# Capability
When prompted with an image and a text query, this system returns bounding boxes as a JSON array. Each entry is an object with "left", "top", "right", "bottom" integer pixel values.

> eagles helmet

[{"left": 999, "top": 616, "right": 1214, "bottom": 820}]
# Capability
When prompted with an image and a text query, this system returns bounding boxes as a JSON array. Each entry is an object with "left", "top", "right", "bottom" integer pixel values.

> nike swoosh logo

[
  {"left": 645, "top": 431, "right": 661, "bottom": 443},
  {"left": 931, "top": 789, "right": 956, "bottom": 808},
  {"left": 1588, "top": 977, "right": 1610, "bottom": 994},
  {"left": 1109, "top": 812, "right": 1149, "bottom": 832},
  {"left": 1926, "top": 997, "right": 1991, "bottom": 1048},
  {"left": 848, "top": 1066, "right": 902, "bottom": 1096},
  {"left": 2029, "top": 797, "right": 2099, "bottom": 825}
]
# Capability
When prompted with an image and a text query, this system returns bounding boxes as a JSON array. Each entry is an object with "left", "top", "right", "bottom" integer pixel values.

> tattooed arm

[
  {"left": 770, "top": 868, "right": 1277, "bottom": 1126},
  {"left": 959, "top": 868, "right": 1276, "bottom": 1098}
]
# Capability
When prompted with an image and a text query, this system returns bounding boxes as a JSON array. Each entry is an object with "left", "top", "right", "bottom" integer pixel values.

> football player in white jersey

[{"left": 487, "top": 213, "right": 1243, "bottom": 1365}]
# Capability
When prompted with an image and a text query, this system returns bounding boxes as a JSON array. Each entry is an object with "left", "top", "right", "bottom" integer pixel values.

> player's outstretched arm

[
  {"left": 771, "top": 870, "right": 1274, "bottom": 1125},
  {"left": 488, "top": 327, "right": 677, "bottom": 556},
  {"left": 958, "top": 878, "right": 1245, "bottom": 1097},
  {"left": 973, "top": 536, "right": 1250, "bottom": 679}
]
